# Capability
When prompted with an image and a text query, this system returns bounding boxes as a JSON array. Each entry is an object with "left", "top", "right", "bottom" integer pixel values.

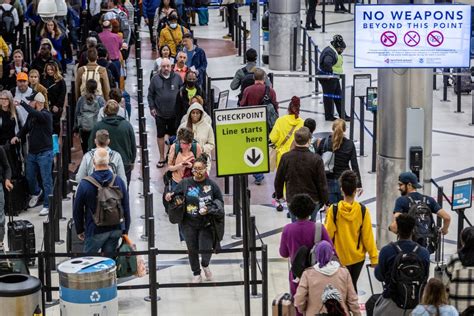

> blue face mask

[{"left": 169, "top": 23, "right": 177, "bottom": 29}]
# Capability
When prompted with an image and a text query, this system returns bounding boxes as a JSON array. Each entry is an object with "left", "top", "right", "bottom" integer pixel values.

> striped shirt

[{"left": 446, "top": 253, "right": 474, "bottom": 313}]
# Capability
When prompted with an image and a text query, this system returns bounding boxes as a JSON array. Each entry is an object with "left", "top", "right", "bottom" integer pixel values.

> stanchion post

[
  {"left": 268, "top": 73, "right": 274, "bottom": 86},
  {"left": 249, "top": 216, "right": 260, "bottom": 297},
  {"left": 292, "top": 27, "right": 297, "bottom": 71},
  {"left": 314, "top": 46, "right": 319, "bottom": 93},
  {"left": 149, "top": 248, "right": 158, "bottom": 314},
  {"left": 442, "top": 68, "right": 449, "bottom": 102},
  {"left": 302, "top": 30, "right": 306, "bottom": 72},
  {"left": 38, "top": 251, "right": 47, "bottom": 314},
  {"left": 433, "top": 68, "right": 437, "bottom": 90},
  {"left": 370, "top": 111, "right": 377, "bottom": 173},
  {"left": 455, "top": 69, "right": 463, "bottom": 113},
  {"left": 435, "top": 186, "right": 443, "bottom": 262},
  {"left": 43, "top": 221, "right": 53, "bottom": 303},
  {"left": 359, "top": 96, "right": 365, "bottom": 156},
  {"left": 262, "top": 244, "right": 268, "bottom": 316},
  {"left": 340, "top": 74, "right": 346, "bottom": 121},
  {"left": 241, "top": 175, "right": 251, "bottom": 316},
  {"left": 243, "top": 21, "right": 247, "bottom": 64},
  {"left": 471, "top": 89, "right": 474, "bottom": 126},
  {"left": 308, "top": 37, "right": 312, "bottom": 82},
  {"left": 322, "top": 0, "right": 326, "bottom": 33},
  {"left": 349, "top": 86, "right": 355, "bottom": 140},
  {"left": 238, "top": 16, "right": 242, "bottom": 56},
  {"left": 224, "top": 176, "right": 230, "bottom": 195},
  {"left": 232, "top": 176, "right": 242, "bottom": 238},
  {"left": 141, "top": 192, "right": 150, "bottom": 240}
]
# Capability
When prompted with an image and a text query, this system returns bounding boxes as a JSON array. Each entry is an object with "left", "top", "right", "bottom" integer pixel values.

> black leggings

[{"left": 346, "top": 260, "right": 365, "bottom": 293}]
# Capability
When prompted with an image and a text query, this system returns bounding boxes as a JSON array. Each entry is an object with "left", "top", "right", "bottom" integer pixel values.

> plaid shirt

[{"left": 446, "top": 253, "right": 474, "bottom": 313}]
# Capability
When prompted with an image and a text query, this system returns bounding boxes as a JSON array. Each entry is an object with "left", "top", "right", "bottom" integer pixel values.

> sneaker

[
  {"left": 192, "top": 274, "right": 202, "bottom": 283},
  {"left": 254, "top": 178, "right": 263, "bottom": 185},
  {"left": 39, "top": 207, "right": 49, "bottom": 216},
  {"left": 222, "top": 34, "right": 232, "bottom": 40},
  {"left": 203, "top": 266, "right": 213, "bottom": 281},
  {"left": 313, "top": 24, "right": 322, "bottom": 29},
  {"left": 28, "top": 190, "right": 42, "bottom": 208}
]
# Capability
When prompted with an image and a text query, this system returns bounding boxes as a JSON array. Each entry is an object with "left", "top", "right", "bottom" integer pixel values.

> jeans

[
  {"left": 181, "top": 223, "right": 214, "bottom": 276},
  {"left": 290, "top": 203, "right": 321, "bottom": 223},
  {"left": 80, "top": 130, "right": 91, "bottom": 154},
  {"left": 84, "top": 229, "right": 122, "bottom": 253},
  {"left": 0, "top": 185, "right": 5, "bottom": 242},
  {"left": 253, "top": 173, "right": 264, "bottom": 182},
  {"left": 327, "top": 178, "right": 343, "bottom": 205},
  {"left": 147, "top": 16, "right": 156, "bottom": 49},
  {"left": 26, "top": 150, "right": 53, "bottom": 208}
]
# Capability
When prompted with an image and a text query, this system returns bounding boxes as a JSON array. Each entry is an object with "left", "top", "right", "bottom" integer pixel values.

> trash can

[
  {"left": 0, "top": 274, "right": 42, "bottom": 315},
  {"left": 58, "top": 257, "right": 118, "bottom": 315}
]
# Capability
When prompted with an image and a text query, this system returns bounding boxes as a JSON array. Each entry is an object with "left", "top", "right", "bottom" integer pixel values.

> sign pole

[
  {"left": 457, "top": 209, "right": 465, "bottom": 250},
  {"left": 241, "top": 175, "right": 251, "bottom": 316},
  {"left": 359, "top": 96, "right": 366, "bottom": 157}
]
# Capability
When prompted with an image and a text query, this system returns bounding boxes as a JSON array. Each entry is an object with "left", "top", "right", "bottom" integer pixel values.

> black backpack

[
  {"left": 0, "top": 6, "right": 15, "bottom": 36},
  {"left": 261, "top": 85, "right": 279, "bottom": 131},
  {"left": 407, "top": 195, "right": 438, "bottom": 254},
  {"left": 390, "top": 242, "right": 427, "bottom": 310},
  {"left": 291, "top": 222, "right": 323, "bottom": 279},
  {"left": 238, "top": 67, "right": 255, "bottom": 102}
]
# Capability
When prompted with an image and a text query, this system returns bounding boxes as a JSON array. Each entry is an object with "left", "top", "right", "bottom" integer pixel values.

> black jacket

[
  {"left": 16, "top": 101, "right": 53, "bottom": 154},
  {"left": 41, "top": 76, "right": 66, "bottom": 120},
  {"left": 319, "top": 45, "right": 338, "bottom": 74},
  {"left": 275, "top": 146, "right": 329, "bottom": 205},
  {"left": 175, "top": 84, "right": 205, "bottom": 123},
  {"left": 0, "top": 146, "right": 12, "bottom": 182},
  {"left": 317, "top": 136, "right": 362, "bottom": 188}
]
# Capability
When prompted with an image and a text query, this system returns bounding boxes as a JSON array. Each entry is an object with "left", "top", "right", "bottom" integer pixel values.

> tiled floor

[{"left": 9, "top": 2, "right": 474, "bottom": 315}]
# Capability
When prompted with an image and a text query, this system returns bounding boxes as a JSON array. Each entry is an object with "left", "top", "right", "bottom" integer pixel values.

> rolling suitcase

[
  {"left": 434, "top": 233, "right": 449, "bottom": 286},
  {"left": 66, "top": 218, "right": 84, "bottom": 253},
  {"left": 4, "top": 176, "right": 29, "bottom": 216},
  {"left": 453, "top": 68, "right": 473, "bottom": 94},
  {"left": 7, "top": 195, "right": 36, "bottom": 266},
  {"left": 365, "top": 264, "right": 382, "bottom": 316},
  {"left": 272, "top": 293, "right": 296, "bottom": 316}
]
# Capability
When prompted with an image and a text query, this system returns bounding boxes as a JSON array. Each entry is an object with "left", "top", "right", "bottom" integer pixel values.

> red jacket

[{"left": 240, "top": 82, "right": 279, "bottom": 112}]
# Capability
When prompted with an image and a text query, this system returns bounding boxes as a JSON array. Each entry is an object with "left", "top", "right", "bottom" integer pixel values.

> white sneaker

[
  {"left": 203, "top": 266, "right": 213, "bottom": 281},
  {"left": 192, "top": 275, "right": 202, "bottom": 283},
  {"left": 28, "top": 190, "right": 43, "bottom": 208},
  {"left": 39, "top": 207, "right": 49, "bottom": 216}
]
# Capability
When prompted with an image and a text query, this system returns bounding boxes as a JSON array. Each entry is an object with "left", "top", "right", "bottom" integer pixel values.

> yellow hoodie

[
  {"left": 269, "top": 114, "right": 304, "bottom": 167},
  {"left": 324, "top": 200, "right": 378, "bottom": 267}
]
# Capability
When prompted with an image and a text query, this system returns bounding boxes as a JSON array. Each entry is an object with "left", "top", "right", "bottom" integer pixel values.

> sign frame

[
  {"left": 213, "top": 106, "right": 269, "bottom": 177},
  {"left": 218, "top": 90, "right": 230, "bottom": 109},
  {"left": 353, "top": 74, "right": 372, "bottom": 98},
  {"left": 452, "top": 177, "right": 473, "bottom": 211},
  {"left": 354, "top": 4, "right": 472, "bottom": 69}
]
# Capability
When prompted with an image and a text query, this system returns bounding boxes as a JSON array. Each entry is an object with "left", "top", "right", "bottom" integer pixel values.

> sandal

[{"left": 156, "top": 160, "right": 167, "bottom": 168}]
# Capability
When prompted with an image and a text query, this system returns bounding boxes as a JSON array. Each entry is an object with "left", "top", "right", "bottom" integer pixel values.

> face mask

[
  {"left": 169, "top": 23, "right": 177, "bottom": 29},
  {"left": 186, "top": 80, "right": 196, "bottom": 87}
]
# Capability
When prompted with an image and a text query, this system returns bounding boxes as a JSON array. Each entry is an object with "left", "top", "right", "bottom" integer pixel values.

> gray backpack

[
  {"left": 84, "top": 175, "right": 124, "bottom": 227},
  {"left": 79, "top": 99, "right": 100, "bottom": 131}
]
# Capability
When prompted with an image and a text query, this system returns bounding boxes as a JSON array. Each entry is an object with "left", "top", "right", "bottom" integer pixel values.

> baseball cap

[
  {"left": 399, "top": 171, "right": 422, "bottom": 188},
  {"left": 16, "top": 72, "right": 28, "bottom": 81}
]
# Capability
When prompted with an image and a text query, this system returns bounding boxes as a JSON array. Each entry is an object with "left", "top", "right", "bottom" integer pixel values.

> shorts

[{"left": 155, "top": 116, "right": 177, "bottom": 138}]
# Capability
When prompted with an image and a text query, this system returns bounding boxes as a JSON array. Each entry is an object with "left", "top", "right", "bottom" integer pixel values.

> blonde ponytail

[{"left": 332, "top": 119, "right": 346, "bottom": 151}]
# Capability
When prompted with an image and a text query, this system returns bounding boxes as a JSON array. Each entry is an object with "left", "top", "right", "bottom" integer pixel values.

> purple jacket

[{"left": 279, "top": 220, "right": 334, "bottom": 297}]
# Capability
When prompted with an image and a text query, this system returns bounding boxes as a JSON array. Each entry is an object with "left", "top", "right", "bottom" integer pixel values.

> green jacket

[{"left": 88, "top": 116, "right": 136, "bottom": 167}]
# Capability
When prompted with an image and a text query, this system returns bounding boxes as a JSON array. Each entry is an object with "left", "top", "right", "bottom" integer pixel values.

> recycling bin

[
  {"left": 58, "top": 257, "right": 118, "bottom": 315},
  {"left": 0, "top": 274, "right": 42, "bottom": 315}
]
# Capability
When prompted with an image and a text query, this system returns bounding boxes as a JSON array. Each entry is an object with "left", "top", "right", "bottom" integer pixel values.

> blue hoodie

[
  {"left": 74, "top": 169, "right": 131, "bottom": 238},
  {"left": 142, "top": 0, "right": 160, "bottom": 19}
]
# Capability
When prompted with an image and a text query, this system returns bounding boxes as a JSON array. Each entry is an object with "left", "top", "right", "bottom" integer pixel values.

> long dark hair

[{"left": 459, "top": 227, "right": 474, "bottom": 266}]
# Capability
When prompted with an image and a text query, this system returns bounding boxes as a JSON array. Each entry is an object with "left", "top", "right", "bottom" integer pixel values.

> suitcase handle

[
  {"left": 366, "top": 264, "right": 374, "bottom": 295},
  {"left": 7, "top": 188, "right": 14, "bottom": 223}
]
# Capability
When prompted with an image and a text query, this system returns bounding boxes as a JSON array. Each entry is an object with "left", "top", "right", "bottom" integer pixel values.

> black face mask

[{"left": 186, "top": 80, "right": 197, "bottom": 87}]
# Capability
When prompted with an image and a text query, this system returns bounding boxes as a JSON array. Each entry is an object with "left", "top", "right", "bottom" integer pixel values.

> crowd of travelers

[{"left": 0, "top": 2, "right": 472, "bottom": 315}]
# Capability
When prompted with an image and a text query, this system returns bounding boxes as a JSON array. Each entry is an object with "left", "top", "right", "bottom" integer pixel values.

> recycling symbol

[{"left": 90, "top": 291, "right": 101, "bottom": 302}]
